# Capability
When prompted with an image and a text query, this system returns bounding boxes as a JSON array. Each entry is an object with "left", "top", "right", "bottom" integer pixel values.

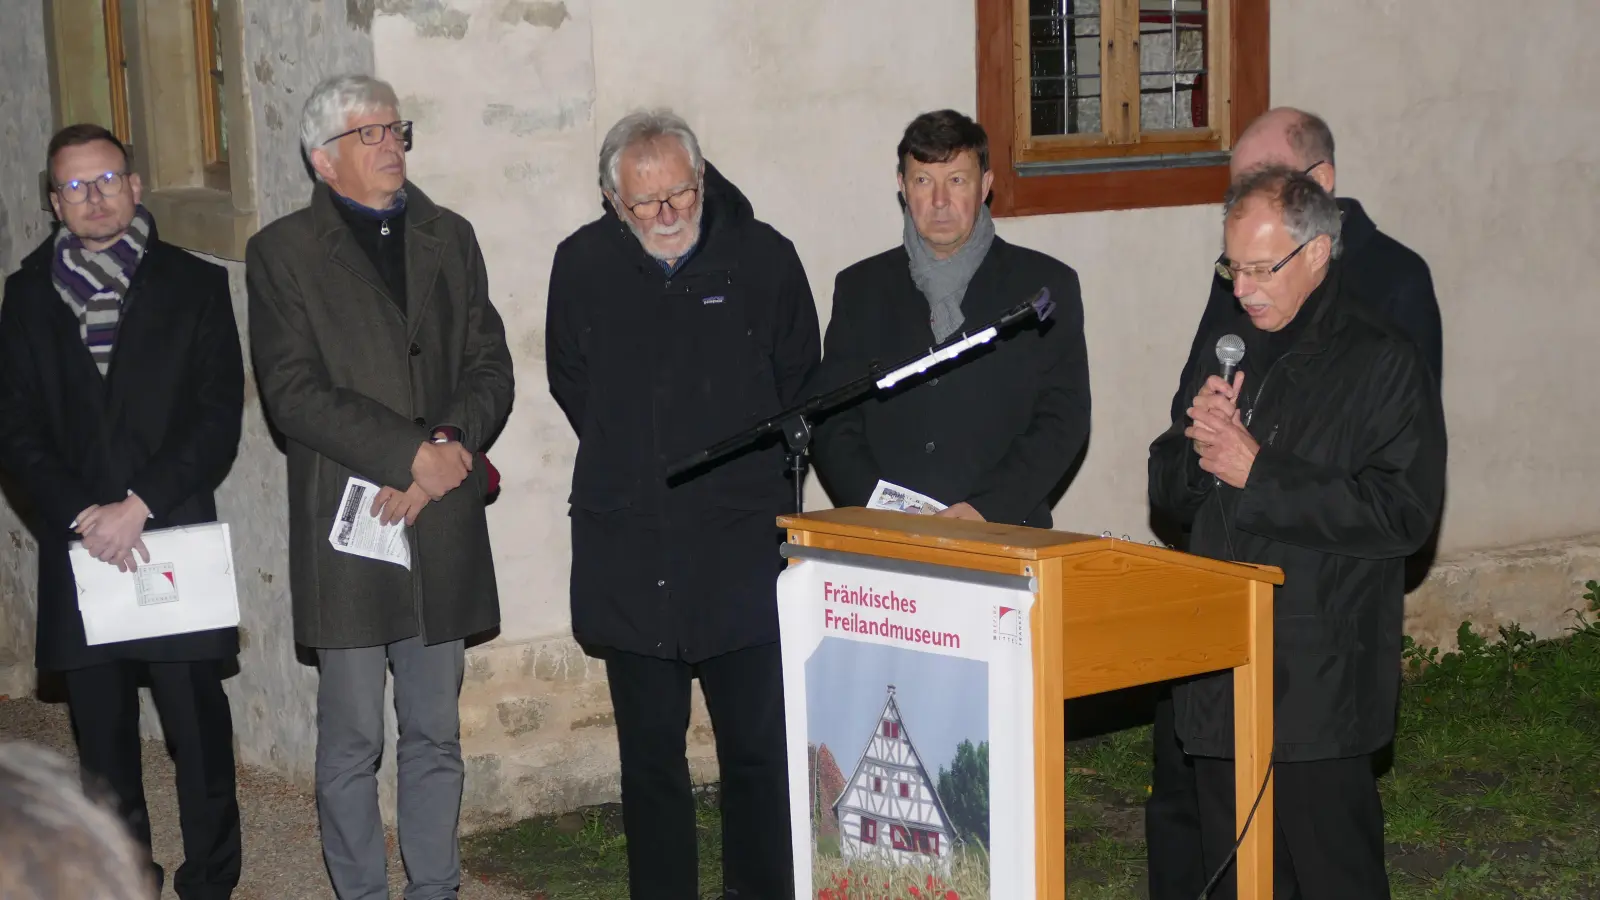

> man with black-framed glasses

[
  {"left": 0, "top": 123, "right": 245, "bottom": 899},
  {"left": 247, "top": 74, "right": 513, "bottom": 900},
  {"left": 1150, "top": 167, "right": 1445, "bottom": 899},
  {"left": 1147, "top": 106, "right": 1444, "bottom": 900},
  {"left": 546, "top": 109, "right": 819, "bottom": 899}
]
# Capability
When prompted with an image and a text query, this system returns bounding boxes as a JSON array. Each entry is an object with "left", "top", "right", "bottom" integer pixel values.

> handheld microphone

[
  {"left": 1215, "top": 333, "right": 1245, "bottom": 383},
  {"left": 1207, "top": 334, "right": 1246, "bottom": 488}
]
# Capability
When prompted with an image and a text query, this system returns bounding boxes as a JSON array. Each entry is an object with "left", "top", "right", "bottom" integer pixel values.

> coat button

[
  {"left": 929, "top": 377, "right": 939, "bottom": 386},
  {"left": 924, "top": 441, "right": 935, "bottom": 454},
  {"left": 414, "top": 417, "right": 426, "bottom": 426},
  {"left": 409, "top": 343, "right": 421, "bottom": 356}
]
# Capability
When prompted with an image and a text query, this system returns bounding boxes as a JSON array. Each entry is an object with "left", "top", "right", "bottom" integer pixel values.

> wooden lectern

[{"left": 778, "top": 508, "right": 1282, "bottom": 899}]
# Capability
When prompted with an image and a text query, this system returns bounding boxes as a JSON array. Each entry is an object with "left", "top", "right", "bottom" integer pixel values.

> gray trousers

[{"left": 316, "top": 636, "right": 466, "bottom": 900}]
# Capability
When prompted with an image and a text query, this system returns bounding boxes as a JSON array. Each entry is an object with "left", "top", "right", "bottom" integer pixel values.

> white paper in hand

[
  {"left": 328, "top": 477, "right": 411, "bottom": 569},
  {"left": 71, "top": 522, "right": 240, "bottom": 646},
  {"left": 865, "top": 479, "right": 947, "bottom": 515}
]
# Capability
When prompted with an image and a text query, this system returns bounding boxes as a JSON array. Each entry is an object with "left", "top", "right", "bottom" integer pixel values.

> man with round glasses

[
  {"left": 1148, "top": 167, "right": 1446, "bottom": 899},
  {"left": 0, "top": 123, "right": 245, "bottom": 898},
  {"left": 247, "top": 74, "right": 513, "bottom": 900},
  {"left": 546, "top": 109, "right": 820, "bottom": 899}
]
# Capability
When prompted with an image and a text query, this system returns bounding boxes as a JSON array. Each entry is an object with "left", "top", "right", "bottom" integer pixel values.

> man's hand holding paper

[
  {"left": 75, "top": 495, "right": 153, "bottom": 573},
  {"left": 371, "top": 483, "right": 431, "bottom": 526}
]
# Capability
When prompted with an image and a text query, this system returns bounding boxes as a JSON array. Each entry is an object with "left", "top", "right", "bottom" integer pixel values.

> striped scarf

[{"left": 51, "top": 206, "right": 153, "bottom": 376}]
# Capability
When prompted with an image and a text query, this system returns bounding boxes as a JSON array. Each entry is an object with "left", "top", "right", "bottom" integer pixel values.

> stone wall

[
  {"left": 179, "top": 0, "right": 380, "bottom": 789},
  {"left": 1406, "top": 537, "right": 1600, "bottom": 653},
  {"left": 0, "top": 0, "right": 56, "bottom": 699}
]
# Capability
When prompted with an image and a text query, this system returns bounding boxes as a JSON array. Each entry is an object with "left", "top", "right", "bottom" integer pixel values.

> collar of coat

[
  {"left": 1230, "top": 260, "right": 1348, "bottom": 374},
  {"left": 312, "top": 179, "right": 439, "bottom": 238},
  {"left": 1336, "top": 196, "right": 1388, "bottom": 260}
]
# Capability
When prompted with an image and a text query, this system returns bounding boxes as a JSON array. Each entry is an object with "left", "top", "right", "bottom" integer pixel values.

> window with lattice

[{"left": 978, "top": 0, "right": 1269, "bottom": 215}]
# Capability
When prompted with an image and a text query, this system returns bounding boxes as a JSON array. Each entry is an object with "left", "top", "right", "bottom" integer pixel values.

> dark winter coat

[
  {"left": 1148, "top": 263, "right": 1447, "bottom": 762},
  {"left": 546, "top": 163, "right": 821, "bottom": 663},
  {"left": 1171, "top": 196, "right": 1441, "bottom": 424},
  {"left": 247, "top": 181, "right": 514, "bottom": 650},
  {"left": 0, "top": 228, "right": 244, "bottom": 672},
  {"left": 810, "top": 236, "right": 1091, "bottom": 527}
]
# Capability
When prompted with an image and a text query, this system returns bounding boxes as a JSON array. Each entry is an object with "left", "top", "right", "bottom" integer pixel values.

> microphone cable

[
  {"left": 1196, "top": 387, "right": 1268, "bottom": 899},
  {"left": 1194, "top": 751, "right": 1276, "bottom": 899}
]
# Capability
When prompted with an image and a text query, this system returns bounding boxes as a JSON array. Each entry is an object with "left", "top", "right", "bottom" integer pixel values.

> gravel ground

[{"left": 0, "top": 695, "right": 529, "bottom": 900}]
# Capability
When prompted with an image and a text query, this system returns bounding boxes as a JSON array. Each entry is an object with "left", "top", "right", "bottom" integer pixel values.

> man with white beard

[{"left": 545, "top": 109, "right": 820, "bottom": 899}]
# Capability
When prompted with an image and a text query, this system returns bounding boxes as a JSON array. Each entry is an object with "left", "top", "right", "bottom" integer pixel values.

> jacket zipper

[{"left": 1242, "top": 348, "right": 1306, "bottom": 433}]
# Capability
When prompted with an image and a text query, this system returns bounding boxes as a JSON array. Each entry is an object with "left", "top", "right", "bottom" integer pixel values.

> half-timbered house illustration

[{"left": 832, "top": 686, "right": 957, "bottom": 870}]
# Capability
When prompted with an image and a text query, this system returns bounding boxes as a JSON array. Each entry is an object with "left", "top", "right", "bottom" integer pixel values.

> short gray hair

[
  {"left": 1223, "top": 165, "right": 1343, "bottom": 258},
  {"left": 598, "top": 109, "right": 703, "bottom": 195},
  {"left": 300, "top": 74, "right": 401, "bottom": 164},
  {"left": 0, "top": 742, "right": 153, "bottom": 899}
]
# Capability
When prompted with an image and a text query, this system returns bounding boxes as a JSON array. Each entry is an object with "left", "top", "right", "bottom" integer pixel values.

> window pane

[
  {"left": 1029, "top": 0, "right": 1102, "bottom": 136},
  {"left": 1138, "top": 0, "right": 1209, "bottom": 132}
]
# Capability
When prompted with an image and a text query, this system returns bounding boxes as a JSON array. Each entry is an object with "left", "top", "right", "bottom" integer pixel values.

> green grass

[
  {"left": 463, "top": 589, "right": 1600, "bottom": 899},
  {"left": 462, "top": 790, "right": 724, "bottom": 899}
]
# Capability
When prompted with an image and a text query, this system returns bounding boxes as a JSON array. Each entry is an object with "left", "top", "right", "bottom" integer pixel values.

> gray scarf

[{"left": 903, "top": 203, "right": 996, "bottom": 342}]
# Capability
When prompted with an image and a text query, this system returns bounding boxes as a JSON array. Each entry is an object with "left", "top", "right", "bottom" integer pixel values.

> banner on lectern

[{"left": 778, "top": 551, "right": 1036, "bottom": 900}]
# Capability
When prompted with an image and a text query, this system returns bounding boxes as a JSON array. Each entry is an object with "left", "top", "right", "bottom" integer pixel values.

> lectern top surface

[{"left": 778, "top": 507, "right": 1283, "bottom": 584}]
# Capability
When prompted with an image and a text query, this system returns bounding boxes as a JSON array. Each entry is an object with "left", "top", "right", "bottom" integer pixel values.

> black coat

[
  {"left": 0, "top": 229, "right": 244, "bottom": 672},
  {"left": 546, "top": 163, "right": 821, "bottom": 663},
  {"left": 1171, "top": 197, "right": 1441, "bottom": 424},
  {"left": 1148, "top": 263, "right": 1447, "bottom": 762},
  {"left": 811, "top": 236, "right": 1090, "bottom": 527}
]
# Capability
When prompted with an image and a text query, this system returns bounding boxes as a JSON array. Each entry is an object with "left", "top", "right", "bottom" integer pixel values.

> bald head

[{"left": 1230, "top": 107, "right": 1337, "bottom": 193}]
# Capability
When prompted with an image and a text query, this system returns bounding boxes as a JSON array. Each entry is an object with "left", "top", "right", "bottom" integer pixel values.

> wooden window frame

[
  {"left": 192, "top": 0, "right": 229, "bottom": 190},
  {"left": 103, "top": 0, "right": 131, "bottom": 143},
  {"left": 978, "top": 0, "right": 1270, "bottom": 217}
]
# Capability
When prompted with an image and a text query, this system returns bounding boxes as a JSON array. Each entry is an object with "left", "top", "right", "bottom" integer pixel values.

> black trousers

[
  {"left": 1146, "top": 688, "right": 1206, "bottom": 900},
  {"left": 64, "top": 660, "right": 241, "bottom": 900},
  {"left": 1193, "top": 754, "right": 1389, "bottom": 900},
  {"left": 606, "top": 642, "right": 792, "bottom": 900}
]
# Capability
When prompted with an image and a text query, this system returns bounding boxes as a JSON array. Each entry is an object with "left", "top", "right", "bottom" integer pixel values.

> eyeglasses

[
  {"left": 54, "top": 171, "right": 128, "bottom": 205},
  {"left": 1216, "top": 238, "right": 1312, "bottom": 283},
  {"left": 322, "top": 120, "right": 414, "bottom": 152},
  {"left": 625, "top": 187, "right": 699, "bottom": 220}
]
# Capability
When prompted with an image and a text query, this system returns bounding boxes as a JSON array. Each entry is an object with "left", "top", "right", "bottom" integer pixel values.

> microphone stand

[{"left": 665, "top": 287, "right": 1058, "bottom": 514}]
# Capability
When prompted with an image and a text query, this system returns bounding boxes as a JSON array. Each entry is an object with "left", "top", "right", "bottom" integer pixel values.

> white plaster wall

[
  {"left": 374, "top": 0, "right": 597, "bottom": 642},
  {"left": 579, "top": 0, "right": 1600, "bottom": 562},
  {"left": 1270, "top": 2, "right": 1600, "bottom": 551},
  {"left": 389, "top": 0, "right": 1600, "bottom": 648}
]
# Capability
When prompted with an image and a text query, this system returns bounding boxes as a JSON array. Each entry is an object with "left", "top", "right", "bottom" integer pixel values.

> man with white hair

[
  {"left": 1149, "top": 167, "right": 1445, "bottom": 898},
  {"left": 546, "top": 109, "right": 820, "bottom": 898},
  {"left": 246, "top": 74, "right": 514, "bottom": 900}
]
